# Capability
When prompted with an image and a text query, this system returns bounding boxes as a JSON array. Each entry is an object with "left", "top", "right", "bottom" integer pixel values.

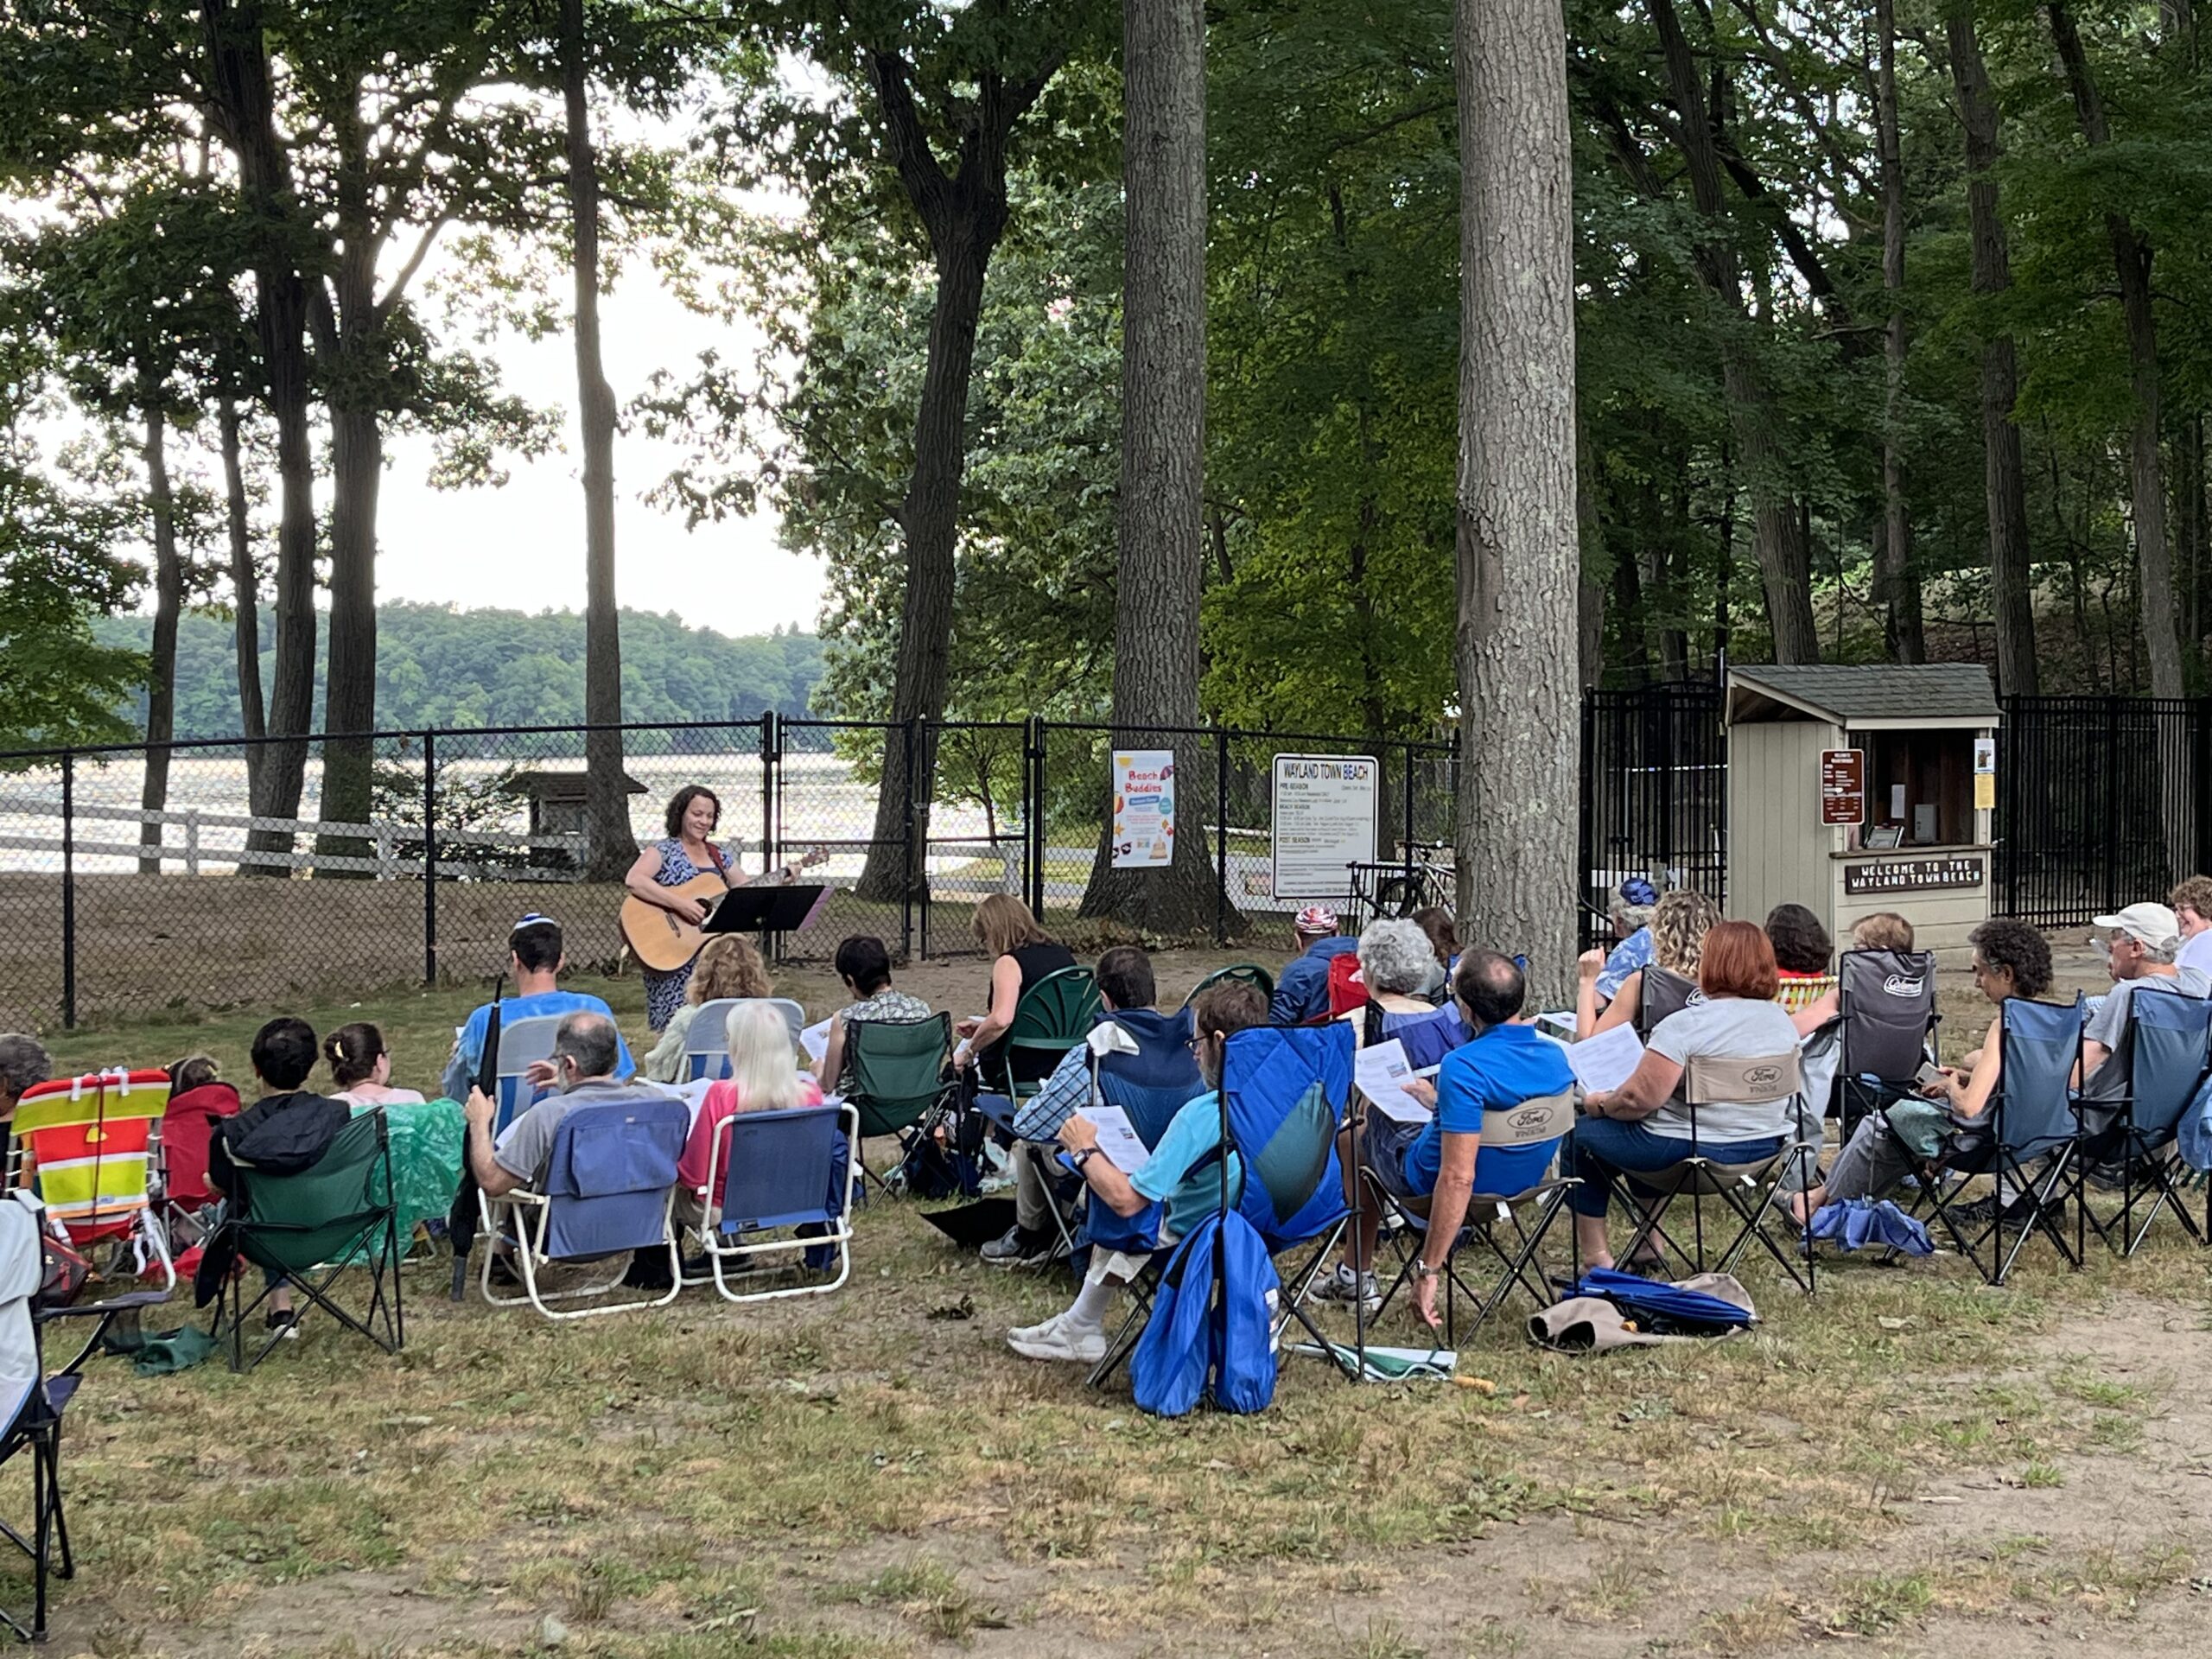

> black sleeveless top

[{"left": 983, "top": 941, "right": 1078, "bottom": 1084}]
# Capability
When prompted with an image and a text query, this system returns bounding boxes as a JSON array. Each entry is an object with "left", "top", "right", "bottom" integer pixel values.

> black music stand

[{"left": 701, "top": 884, "right": 829, "bottom": 953}]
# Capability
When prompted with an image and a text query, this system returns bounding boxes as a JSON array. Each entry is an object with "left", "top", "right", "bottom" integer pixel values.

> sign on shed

[{"left": 1819, "top": 748, "right": 1865, "bottom": 827}]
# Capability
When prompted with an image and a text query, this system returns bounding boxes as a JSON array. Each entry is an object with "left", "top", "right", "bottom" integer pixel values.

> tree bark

[
  {"left": 1947, "top": 10, "right": 2038, "bottom": 695},
  {"left": 2049, "top": 3, "right": 2186, "bottom": 699},
  {"left": 1456, "top": 0, "right": 1581, "bottom": 1007},
  {"left": 1078, "top": 0, "right": 1218, "bottom": 932},
  {"left": 200, "top": 0, "right": 317, "bottom": 874},
  {"left": 565, "top": 0, "right": 639, "bottom": 881},
  {"left": 1874, "top": 0, "right": 1924, "bottom": 664},
  {"left": 1576, "top": 416, "right": 1605, "bottom": 690},
  {"left": 851, "top": 46, "right": 1062, "bottom": 905},
  {"left": 138, "top": 404, "right": 181, "bottom": 875},
  {"left": 218, "top": 394, "right": 267, "bottom": 753}
]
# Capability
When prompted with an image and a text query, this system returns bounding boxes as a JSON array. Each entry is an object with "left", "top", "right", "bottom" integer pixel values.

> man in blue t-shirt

[
  {"left": 1317, "top": 949, "right": 1574, "bottom": 1327},
  {"left": 439, "top": 914, "right": 636, "bottom": 1103},
  {"left": 1005, "top": 979, "right": 1270, "bottom": 1364},
  {"left": 1269, "top": 906, "right": 1360, "bottom": 1024}
]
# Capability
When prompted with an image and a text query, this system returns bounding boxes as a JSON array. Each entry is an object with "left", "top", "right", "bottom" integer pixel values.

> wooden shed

[{"left": 1726, "top": 664, "right": 2000, "bottom": 955}]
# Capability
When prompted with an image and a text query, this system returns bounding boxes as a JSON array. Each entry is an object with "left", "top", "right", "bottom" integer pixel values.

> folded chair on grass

[
  {"left": 479, "top": 1096, "right": 688, "bottom": 1320},
  {"left": 1368, "top": 1091, "right": 1579, "bottom": 1344},
  {"left": 842, "top": 1014, "right": 959, "bottom": 1195},
  {"left": 685, "top": 1104, "right": 858, "bottom": 1303},
  {"left": 1612, "top": 1049, "right": 1819, "bottom": 1294},
  {"left": 11, "top": 1070, "right": 175, "bottom": 1294},
  {"left": 686, "top": 998, "right": 809, "bottom": 1081},
  {"left": 1087, "top": 1022, "right": 1357, "bottom": 1389},
  {"left": 213, "top": 1109, "right": 404, "bottom": 1371},
  {"left": 2068, "top": 988, "right": 2211, "bottom": 1259}
]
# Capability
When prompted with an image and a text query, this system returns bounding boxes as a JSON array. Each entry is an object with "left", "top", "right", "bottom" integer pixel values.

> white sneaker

[
  {"left": 1007, "top": 1313, "right": 1063, "bottom": 1345},
  {"left": 1007, "top": 1314, "right": 1107, "bottom": 1363},
  {"left": 1309, "top": 1266, "right": 1381, "bottom": 1313}
]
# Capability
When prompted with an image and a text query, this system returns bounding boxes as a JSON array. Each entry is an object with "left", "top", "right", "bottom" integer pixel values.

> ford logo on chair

[{"left": 1740, "top": 1064, "right": 1785, "bottom": 1090}]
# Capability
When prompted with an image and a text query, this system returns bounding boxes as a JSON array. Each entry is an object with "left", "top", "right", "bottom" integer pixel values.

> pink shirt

[{"left": 680, "top": 1077, "right": 825, "bottom": 1193}]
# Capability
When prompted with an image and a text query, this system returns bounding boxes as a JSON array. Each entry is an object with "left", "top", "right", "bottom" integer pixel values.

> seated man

[
  {"left": 441, "top": 914, "right": 635, "bottom": 1103},
  {"left": 1269, "top": 906, "right": 1358, "bottom": 1025},
  {"left": 981, "top": 945, "right": 1200, "bottom": 1268},
  {"left": 2077, "top": 903, "right": 2209, "bottom": 1168},
  {"left": 1007, "top": 982, "right": 1268, "bottom": 1363},
  {"left": 1318, "top": 950, "right": 1573, "bottom": 1319},
  {"left": 0, "top": 1035, "right": 49, "bottom": 1124},
  {"left": 461, "top": 1011, "right": 656, "bottom": 1199}
]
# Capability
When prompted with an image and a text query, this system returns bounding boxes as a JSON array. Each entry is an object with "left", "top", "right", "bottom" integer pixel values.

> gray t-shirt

[
  {"left": 493, "top": 1077, "right": 671, "bottom": 1186},
  {"left": 1646, "top": 996, "right": 1804, "bottom": 1143},
  {"left": 2080, "top": 970, "right": 2209, "bottom": 1103}
]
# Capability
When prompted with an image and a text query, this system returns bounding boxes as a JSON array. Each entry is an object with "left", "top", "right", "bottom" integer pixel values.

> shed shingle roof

[{"left": 1728, "top": 664, "right": 1998, "bottom": 724}]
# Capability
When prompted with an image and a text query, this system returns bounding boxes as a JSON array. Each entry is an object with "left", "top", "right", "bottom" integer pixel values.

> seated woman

[
  {"left": 816, "top": 935, "right": 931, "bottom": 1092},
  {"left": 1341, "top": 918, "right": 1472, "bottom": 1070},
  {"left": 1572, "top": 921, "right": 1804, "bottom": 1272},
  {"left": 955, "top": 895, "right": 1076, "bottom": 1087},
  {"left": 640, "top": 935, "right": 779, "bottom": 1084},
  {"left": 323, "top": 1022, "right": 428, "bottom": 1108},
  {"left": 1766, "top": 903, "right": 1837, "bottom": 1018},
  {"left": 1791, "top": 917, "right": 2052, "bottom": 1225},
  {"left": 1789, "top": 911, "right": 1916, "bottom": 1034},
  {"left": 1409, "top": 906, "right": 1459, "bottom": 1003},
  {"left": 1589, "top": 878, "right": 1660, "bottom": 1006},
  {"left": 677, "top": 1001, "right": 826, "bottom": 1234},
  {"left": 1576, "top": 889, "right": 1719, "bottom": 1038}
]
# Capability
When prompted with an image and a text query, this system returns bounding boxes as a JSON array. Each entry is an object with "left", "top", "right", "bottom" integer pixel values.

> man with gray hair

[
  {"left": 0, "top": 1035, "right": 50, "bottom": 1122},
  {"left": 462, "top": 1011, "right": 660, "bottom": 1197},
  {"left": 2079, "top": 902, "right": 2208, "bottom": 1108}
]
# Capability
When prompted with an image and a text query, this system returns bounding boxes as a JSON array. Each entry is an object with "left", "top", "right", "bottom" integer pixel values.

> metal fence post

[
  {"left": 902, "top": 718, "right": 919, "bottom": 961},
  {"left": 60, "top": 750, "right": 76, "bottom": 1031},
  {"left": 2102, "top": 696, "right": 2123, "bottom": 916},
  {"left": 1215, "top": 728, "right": 1230, "bottom": 945},
  {"left": 1024, "top": 715, "right": 1047, "bottom": 919},
  {"left": 422, "top": 729, "right": 438, "bottom": 986},
  {"left": 760, "top": 711, "right": 779, "bottom": 878}
]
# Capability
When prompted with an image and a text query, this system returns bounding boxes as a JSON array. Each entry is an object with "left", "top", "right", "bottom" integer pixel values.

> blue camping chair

[
  {"left": 492, "top": 1014, "right": 565, "bottom": 1135},
  {"left": 2068, "top": 988, "right": 2212, "bottom": 1258},
  {"left": 1916, "top": 995, "right": 2084, "bottom": 1286},
  {"left": 684, "top": 998, "right": 809, "bottom": 1082},
  {"left": 685, "top": 1103, "right": 859, "bottom": 1304},
  {"left": 1086, "top": 1023, "right": 1357, "bottom": 1389},
  {"left": 478, "top": 1094, "right": 690, "bottom": 1319}
]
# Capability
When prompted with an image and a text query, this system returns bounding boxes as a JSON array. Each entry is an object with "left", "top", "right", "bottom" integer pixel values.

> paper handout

[
  {"left": 1354, "top": 1039, "right": 1433, "bottom": 1125},
  {"left": 1566, "top": 1022, "right": 1645, "bottom": 1095},
  {"left": 1077, "top": 1103, "right": 1151, "bottom": 1176},
  {"left": 799, "top": 1018, "right": 833, "bottom": 1066}
]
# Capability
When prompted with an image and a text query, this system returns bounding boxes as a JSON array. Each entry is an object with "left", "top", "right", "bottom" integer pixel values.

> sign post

[
  {"left": 1820, "top": 748, "right": 1866, "bottom": 827},
  {"left": 1272, "top": 754, "right": 1378, "bottom": 903}
]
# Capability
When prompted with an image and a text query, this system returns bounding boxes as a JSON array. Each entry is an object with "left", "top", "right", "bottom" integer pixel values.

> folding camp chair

[
  {"left": 2066, "top": 988, "right": 2212, "bottom": 1258},
  {"left": 1913, "top": 995, "right": 2084, "bottom": 1287},
  {"left": 842, "top": 1014, "right": 959, "bottom": 1195},
  {"left": 493, "top": 1015, "right": 566, "bottom": 1135},
  {"left": 1087, "top": 1023, "right": 1357, "bottom": 1389},
  {"left": 987, "top": 967, "right": 1102, "bottom": 1103},
  {"left": 686, "top": 1103, "right": 858, "bottom": 1303},
  {"left": 0, "top": 1191, "right": 159, "bottom": 1641},
  {"left": 215, "top": 1109, "right": 404, "bottom": 1370},
  {"left": 152, "top": 1082, "right": 239, "bottom": 1249},
  {"left": 11, "top": 1070, "right": 175, "bottom": 1294},
  {"left": 1183, "top": 964, "right": 1274, "bottom": 1007},
  {"left": 478, "top": 1095, "right": 689, "bottom": 1320},
  {"left": 685, "top": 997, "right": 809, "bottom": 1081},
  {"left": 1369, "top": 1091, "right": 1579, "bottom": 1342},
  {"left": 1633, "top": 966, "right": 1701, "bottom": 1038},
  {"left": 1613, "top": 1049, "right": 1818, "bottom": 1294},
  {"left": 1835, "top": 949, "right": 1940, "bottom": 1137}
]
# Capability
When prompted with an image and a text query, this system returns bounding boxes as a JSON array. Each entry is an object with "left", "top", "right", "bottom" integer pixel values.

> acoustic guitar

[{"left": 619, "top": 848, "right": 829, "bottom": 975}]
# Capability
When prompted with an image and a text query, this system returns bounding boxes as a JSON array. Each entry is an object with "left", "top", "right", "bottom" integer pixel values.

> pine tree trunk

[
  {"left": 565, "top": 0, "right": 639, "bottom": 880},
  {"left": 1874, "top": 0, "right": 1924, "bottom": 664},
  {"left": 1457, "top": 0, "right": 1580, "bottom": 1007},
  {"left": 1947, "top": 12, "right": 2037, "bottom": 694},
  {"left": 138, "top": 404, "right": 181, "bottom": 875},
  {"left": 218, "top": 395, "right": 267, "bottom": 755},
  {"left": 1078, "top": 0, "right": 1218, "bottom": 932}
]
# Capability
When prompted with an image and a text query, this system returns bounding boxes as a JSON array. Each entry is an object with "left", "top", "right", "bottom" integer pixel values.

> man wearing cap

[
  {"left": 439, "top": 914, "right": 636, "bottom": 1102},
  {"left": 1269, "top": 906, "right": 1359, "bottom": 1025},
  {"left": 2077, "top": 903, "right": 2208, "bottom": 1107}
]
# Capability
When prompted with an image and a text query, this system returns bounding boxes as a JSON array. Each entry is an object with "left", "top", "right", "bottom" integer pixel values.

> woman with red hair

[{"left": 1572, "top": 920, "right": 1806, "bottom": 1272}]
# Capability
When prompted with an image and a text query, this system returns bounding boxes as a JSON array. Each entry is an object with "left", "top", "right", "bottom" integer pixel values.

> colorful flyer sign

[
  {"left": 1110, "top": 750, "right": 1176, "bottom": 869},
  {"left": 1272, "top": 753, "right": 1379, "bottom": 903}
]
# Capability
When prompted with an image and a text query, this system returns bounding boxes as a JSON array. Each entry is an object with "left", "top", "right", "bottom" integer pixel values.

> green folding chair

[
  {"left": 987, "top": 967, "right": 1103, "bottom": 1103},
  {"left": 1183, "top": 963, "right": 1275, "bottom": 1007},
  {"left": 216, "top": 1110, "right": 404, "bottom": 1372},
  {"left": 842, "top": 1014, "right": 958, "bottom": 1194}
]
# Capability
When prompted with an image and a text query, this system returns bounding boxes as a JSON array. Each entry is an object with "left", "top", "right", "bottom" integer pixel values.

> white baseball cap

[{"left": 2092, "top": 902, "right": 2181, "bottom": 951}]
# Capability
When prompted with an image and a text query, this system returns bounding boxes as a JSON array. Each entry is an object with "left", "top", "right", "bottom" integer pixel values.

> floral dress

[{"left": 643, "top": 836, "right": 734, "bottom": 1032}]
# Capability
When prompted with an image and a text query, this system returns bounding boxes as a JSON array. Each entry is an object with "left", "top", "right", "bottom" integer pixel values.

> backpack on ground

[{"left": 1130, "top": 1211, "right": 1281, "bottom": 1417}]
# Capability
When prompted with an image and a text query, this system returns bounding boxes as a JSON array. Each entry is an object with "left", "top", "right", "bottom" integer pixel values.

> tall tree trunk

[
  {"left": 850, "top": 48, "right": 1061, "bottom": 906},
  {"left": 1948, "top": 10, "right": 2037, "bottom": 694},
  {"left": 201, "top": 0, "right": 317, "bottom": 874},
  {"left": 1715, "top": 439, "right": 1735, "bottom": 677},
  {"left": 2049, "top": 3, "right": 2186, "bottom": 699},
  {"left": 218, "top": 394, "right": 267, "bottom": 755},
  {"left": 317, "top": 397, "right": 381, "bottom": 866},
  {"left": 1078, "top": 0, "right": 1217, "bottom": 931},
  {"left": 1874, "top": 0, "right": 1924, "bottom": 663},
  {"left": 138, "top": 404, "right": 181, "bottom": 875},
  {"left": 1457, "top": 0, "right": 1580, "bottom": 1006},
  {"left": 1576, "top": 416, "right": 1606, "bottom": 690},
  {"left": 565, "top": 0, "right": 639, "bottom": 881}
]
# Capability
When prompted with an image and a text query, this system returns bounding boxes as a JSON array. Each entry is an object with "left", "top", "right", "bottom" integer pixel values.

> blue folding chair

[
  {"left": 478, "top": 1095, "right": 690, "bottom": 1319},
  {"left": 2069, "top": 988, "right": 2212, "bottom": 1258},
  {"left": 687, "top": 1104, "right": 859, "bottom": 1303},
  {"left": 684, "top": 998, "right": 809, "bottom": 1082},
  {"left": 1918, "top": 995, "right": 2084, "bottom": 1285},
  {"left": 492, "top": 1015, "right": 565, "bottom": 1135}
]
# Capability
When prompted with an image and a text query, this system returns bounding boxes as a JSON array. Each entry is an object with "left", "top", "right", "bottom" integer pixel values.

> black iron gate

[{"left": 1577, "top": 683, "right": 1728, "bottom": 950}]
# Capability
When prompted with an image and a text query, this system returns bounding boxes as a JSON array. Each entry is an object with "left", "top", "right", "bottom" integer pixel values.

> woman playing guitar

[{"left": 625, "top": 785, "right": 810, "bottom": 1032}]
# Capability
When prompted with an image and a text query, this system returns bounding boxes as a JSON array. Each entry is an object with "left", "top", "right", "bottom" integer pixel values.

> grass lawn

[{"left": 16, "top": 941, "right": 2212, "bottom": 1656}]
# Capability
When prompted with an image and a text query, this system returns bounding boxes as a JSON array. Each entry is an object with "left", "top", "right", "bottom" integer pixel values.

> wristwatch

[
  {"left": 1411, "top": 1261, "right": 1442, "bottom": 1281},
  {"left": 1071, "top": 1147, "right": 1098, "bottom": 1171}
]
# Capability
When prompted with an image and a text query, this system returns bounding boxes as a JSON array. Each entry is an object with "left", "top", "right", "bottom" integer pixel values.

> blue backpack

[{"left": 1129, "top": 1211, "right": 1281, "bottom": 1417}]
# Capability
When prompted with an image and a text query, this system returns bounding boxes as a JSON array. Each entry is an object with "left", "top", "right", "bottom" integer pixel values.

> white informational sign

[
  {"left": 1272, "top": 753, "right": 1380, "bottom": 904},
  {"left": 1110, "top": 750, "right": 1177, "bottom": 869}
]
